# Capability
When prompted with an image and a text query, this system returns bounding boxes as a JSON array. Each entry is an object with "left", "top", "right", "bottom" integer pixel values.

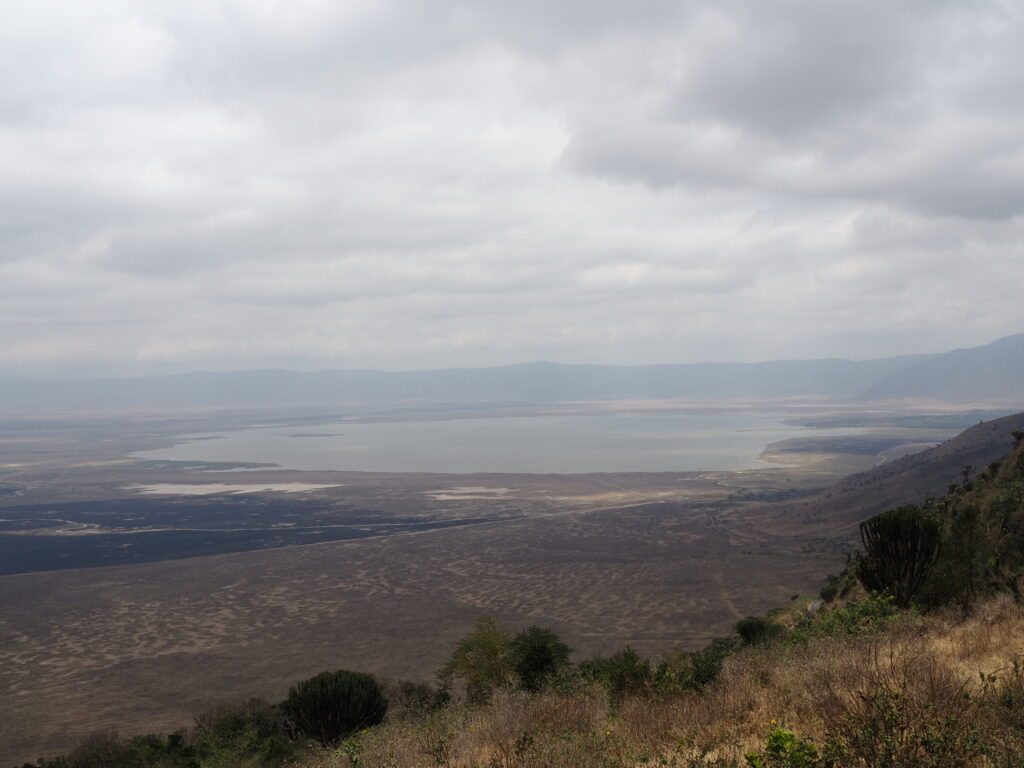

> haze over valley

[{"left": 4, "top": 1, "right": 1024, "bottom": 764}]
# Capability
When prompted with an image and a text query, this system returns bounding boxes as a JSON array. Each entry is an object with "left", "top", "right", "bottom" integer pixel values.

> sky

[{"left": 2, "top": 0, "right": 1023, "bottom": 377}]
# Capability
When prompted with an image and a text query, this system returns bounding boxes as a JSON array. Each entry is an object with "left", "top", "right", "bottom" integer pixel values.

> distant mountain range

[
  {"left": 1, "top": 334, "right": 1022, "bottom": 410},
  {"left": 858, "top": 333, "right": 1024, "bottom": 402}
]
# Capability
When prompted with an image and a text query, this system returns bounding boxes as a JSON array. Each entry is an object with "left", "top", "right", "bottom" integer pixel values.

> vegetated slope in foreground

[
  {"left": 859, "top": 332, "right": 1024, "bottom": 403},
  {"left": 753, "top": 410, "right": 1024, "bottom": 537},
  {"left": 20, "top": 597, "right": 1024, "bottom": 768},
  {"left": 307, "top": 597, "right": 1024, "bottom": 767}
]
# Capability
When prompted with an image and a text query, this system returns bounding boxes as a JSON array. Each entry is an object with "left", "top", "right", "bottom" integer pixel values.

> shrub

[
  {"left": 193, "top": 698, "right": 293, "bottom": 766},
  {"left": 823, "top": 684, "right": 984, "bottom": 767},
  {"left": 379, "top": 678, "right": 450, "bottom": 718},
  {"left": 736, "top": 616, "right": 782, "bottom": 646},
  {"left": 27, "top": 732, "right": 198, "bottom": 768},
  {"left": 123, "top": 734, "right": 196, "bottom": 768},
  {"left": 814, "top": 644, "right": 986, "bottom": 768},
  {"left": 982, "top": 660, "right": 1024, "bottom": 765},
  {"left": 437, "top": 616, "right": 515, "bottom": 705},
  {"left": 744, "top": 727, "right": 820, "bottom": 768},
  {"left": 509, "top": 626, "right": 572, "bottom": 692},
  {"left": 49, "top": 732, "right": 198, "bottom": 768},
  {"left": 578, "top": 646, "right": 651, "bottom": 701},
  {"left": 819, "top": 567, "right": 857, "bottom": 603},
  {"left": 64, "top": 732, "right": 138, "bottom": 768},
  {"left": 657, "top": 637, "right": 738, "bottom": 696},
  {"left": 989, "top": 661, "right": 1024, "bottom": 731},
  {"left": 818, "top": 578, "right": 839, "bottom": 603},
  {"left": 689, "top": 639, "right": 733, "bottom": 691},
  {"left": 921, "top": 499, "right": 1012, "bottom": 608},
  {"left": 789, "top": 594, "right": 899, "bottom": 645},
  {"left": 280, "top": 670, "right": 387, "bottom": 747}
]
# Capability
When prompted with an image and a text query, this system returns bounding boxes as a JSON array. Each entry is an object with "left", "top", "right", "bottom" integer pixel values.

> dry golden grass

[{"left": 297, "top": 596, "right": 1024, "bottom": 768}]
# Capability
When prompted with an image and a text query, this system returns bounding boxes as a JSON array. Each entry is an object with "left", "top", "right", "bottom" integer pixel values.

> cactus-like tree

[
  {"left": 856, "top": 505, "right": 942, "bottom": 608},
  {"left": 280, "top": 669, "right": 387, "bottom": 746}
]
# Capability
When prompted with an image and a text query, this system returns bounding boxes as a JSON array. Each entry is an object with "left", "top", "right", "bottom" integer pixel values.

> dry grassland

[{"left": 300, "top": 595, "right": 1024, "bottom": 767}]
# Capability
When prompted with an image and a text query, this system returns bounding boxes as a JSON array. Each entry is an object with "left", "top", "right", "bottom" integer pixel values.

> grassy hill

[
  {"left": 293, "top": 595, "right": 1024, "bottom": 767},
  {"left": 759, "top": 410, "right": 1024, "bottom": 538}
]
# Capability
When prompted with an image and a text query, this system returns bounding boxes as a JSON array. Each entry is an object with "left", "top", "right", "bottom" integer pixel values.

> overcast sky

[{"left": 2, "top": 0, "right": 1022, "bottom": 377}]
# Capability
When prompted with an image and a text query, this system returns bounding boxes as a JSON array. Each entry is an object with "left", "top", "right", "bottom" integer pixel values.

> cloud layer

[{"left": 2, "top": 0, "right": 1022, "bottom": 375}]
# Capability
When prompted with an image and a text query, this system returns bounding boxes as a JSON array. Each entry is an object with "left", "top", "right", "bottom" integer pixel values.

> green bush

[
  {"left": 280, "top": 670, "right": 387, "bottom": 747},
  {"left": 789, "top": 594, "right": 899, "bottom": 645},
  {"left": 986, "top": 661, "right": 1024, "bottom": 764},
  {"left": 823, "top": 683, "right": 984, "bottom": 768},
  {"left": 818, "top": 578, "right": 839, "bottom": 603},
  {"left": 818, "top": 568, "right": 857, "bottom": 603},
  {"left": 25, "top": 732, "right": 197, "bottom": 768},
  {"left": 436, "top": 618, "right": 573, "bottom": 701},
  {"left": 64, "top": 732, "right": 138, "bottom": 768},
  {"left": 656, "top": 637, "right": 737, "bottom": 695},
  {"left": 123, "top": 734, "right": 196, "bottom": 768},
  {"left": 45, "top": 731, "right": 199, "bottom": 768},
  {"left": 437, "top": 616, "right": 515, "bottom": 705},
  {"left": 691, "top": 638, "right": 736, "bottom": 690},
  {"left": 379, "top": 678, "right": 450, "bottom": 718},
  {"left": 736, "top": 616, "right": 782, "bottom": 646},
  {"left": 193, "top": 698, "right": 293, "bottom": 766},
  {"left": 920, "top": 502, "right": 996, "bottom": 608},
  {"left": 509, "top": 626, "right": 572, "bottom": 692},
  {"left": 922, "top": 471, "right": 1024, "bottom": 609},
  {"left": 578, "top": 646, "right": 652, "bottom": 701},
  {"left": 744, "top": 727, "right": 820, "bottom": 768}
]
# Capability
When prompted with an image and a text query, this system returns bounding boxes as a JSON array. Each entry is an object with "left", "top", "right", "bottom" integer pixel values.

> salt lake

[{"left": 132, "top": 409, "right": 871, "bottom": 474}]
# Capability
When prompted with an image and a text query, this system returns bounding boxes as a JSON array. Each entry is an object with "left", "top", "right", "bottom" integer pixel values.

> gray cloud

[
  {"left": 671, "top": 1, "right": 938, "bottom": 136},
  {"left": 1, "top": 0, "right": 1022, "bottom": 376},
  {"left": 564, "top": 0, "right": 1024, "bottom": 219}
]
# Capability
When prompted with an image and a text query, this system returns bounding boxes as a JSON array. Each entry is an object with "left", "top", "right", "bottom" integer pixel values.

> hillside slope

[
  {"left": 763, "top": 411, "right": 1024, "bottom": 537},
  {"left": 859, "top": 333, "right": 1024, "bottom": 403}
]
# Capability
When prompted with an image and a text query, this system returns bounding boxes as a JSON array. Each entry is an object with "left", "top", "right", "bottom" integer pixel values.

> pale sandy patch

[
  {"left": 131, "top": 483, "right": 342, "bottom": 496},
  {"left": 424, "top": 486, "right": 513, "bottom": 500},
  {"left": 6, "top": 521, "right": 106, "bottom": 536}
]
